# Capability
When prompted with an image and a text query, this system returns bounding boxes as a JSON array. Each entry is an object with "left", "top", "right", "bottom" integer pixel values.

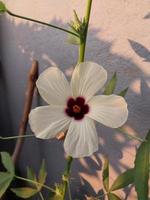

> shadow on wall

[
  {"left": 0, "top": 15, "right": 150, "bottom": 200},
  {"left": 0, "top": 61, "right": 14, "bottom": 152}
]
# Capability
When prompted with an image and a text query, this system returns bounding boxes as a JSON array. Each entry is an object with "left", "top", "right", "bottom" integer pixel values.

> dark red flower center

[{"left": 65, "top": 97, "right": 89, "bottom": 120}]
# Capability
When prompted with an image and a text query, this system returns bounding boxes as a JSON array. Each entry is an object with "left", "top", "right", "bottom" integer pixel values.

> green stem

[
  {"left": 62, "top": 1, "right": 93, "bottom": 200},
  {"left": 39, "top": 192, "right": 44, "bottom": 200},
  {"left": 117, "top": 128, "right": 147, "bottom": 143},
  {"left": 68, "top": 180, "right": 72, "bottom": 200},
  {"left": 0, "top": 134, "right": 34, "bottom": 140},
  {"left": 15, "top": 175, "right": 56, "bottom": 193},
  {"left": 62, "top": 156, "right": 73, "bottom": 200},
  {"left": 6, "top": 10, "right": 79, "bottom": 38},
  {"left": 78, "top": 0, "right": 93, "bottom": 62}
]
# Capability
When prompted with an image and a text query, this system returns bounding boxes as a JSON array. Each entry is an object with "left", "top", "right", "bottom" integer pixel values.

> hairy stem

[
  {"left": 7, "top": 10, "right": 79, "bottom": 38},
  {"left": 78, "top": 0, "right": 93, "bottom": 62}
]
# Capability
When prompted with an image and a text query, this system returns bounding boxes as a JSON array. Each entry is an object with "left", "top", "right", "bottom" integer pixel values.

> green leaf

[
  {"left": 108, "top": 193, "right": 122, "bottom": 200},
  {"left": 110, "top": 168, "right": 134, "bottom": 191},
  {"left": 0, "top": 172, "right": 14, "bottom": 198},
  {"left": 1, "top": 152, "right": 14, "bottom": 174},
  {"left": 103, "top": 72, "right": 117, "bottom": 95},
  {"left": 102, "top": 157, "right": 109, "bottom": 191},
  {"left": 67, "top": 27, "right": 80, "bottom": 45},
  {"left": 27, "top": 167, "right": 37, "bottom": 187},
  {"left": 118, "top": 87, "right": 128, "bottom": 97},
  {"left": 134, "top": 130, "right": 150, "bottom": 200},
  {"left": 38, "top": 160, "right": 47, "bottom": 190},
  {"left": 0, "top": 1, "right": 6, "bottom": 13},
  {"left": 11, "top": 187, "right": 38, "bottom": 199}
]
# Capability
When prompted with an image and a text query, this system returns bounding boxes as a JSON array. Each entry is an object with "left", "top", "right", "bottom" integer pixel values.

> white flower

[{"left": 29, "top": 62, "right": 128, "bottom": 158}]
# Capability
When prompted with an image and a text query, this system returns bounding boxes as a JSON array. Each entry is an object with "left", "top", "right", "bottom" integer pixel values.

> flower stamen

[{"left": 73, "top": 105, "right": 81, "bottom": 113}]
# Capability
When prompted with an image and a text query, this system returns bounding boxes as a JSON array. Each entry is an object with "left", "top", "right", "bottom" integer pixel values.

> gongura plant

[{"left": 0, "top": 1, "right": 149, "bottom": 200}]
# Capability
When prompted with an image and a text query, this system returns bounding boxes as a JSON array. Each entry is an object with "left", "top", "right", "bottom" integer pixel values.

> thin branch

[
  {"left": 0, "top": 134, "right": 34, "bottom": 140},
  {"left": 12, "top": 60, "right": 38, "bottom": 164},
  {"left": 7, "top": 10, "right": 79, "bottom": 38}
]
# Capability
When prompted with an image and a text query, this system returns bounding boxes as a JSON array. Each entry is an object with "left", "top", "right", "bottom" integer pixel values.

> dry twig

[{"left": 12, "top": 60, "right": 38, "bottom": 164}]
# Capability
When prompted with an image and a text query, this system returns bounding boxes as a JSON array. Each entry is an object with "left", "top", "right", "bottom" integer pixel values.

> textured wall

[{"left": 1, "top": 0, "right": 150, "bottom": 199}]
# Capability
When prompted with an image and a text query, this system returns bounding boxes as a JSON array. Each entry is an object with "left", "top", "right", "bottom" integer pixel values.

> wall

[{"left": 1, "top": 0, "right": 150, "bottom": 199}]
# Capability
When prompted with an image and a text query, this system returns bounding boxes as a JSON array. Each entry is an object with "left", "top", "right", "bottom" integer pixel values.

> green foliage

[
  {"left": 108, "top": 193, "right": 122, "bottom": 200},
  {"left": 134, "top": 130, "right": 150, "bottom": 200},
  {"left": 0, "top": 1, "right": 6, "bottom": 13},
  {"left": 102, "top": 157, "right": 109, "bottom": 192},
  {"left": 12, "top": 159, "right": 47, "bottom": 199},
  {"left": 0, "top": 152, "right": 15, "bottom": 197},
  {"left": 110, "top": 169, "right": 134, "bottom": 191},
  {"left": 103, "top": 72, "right": 117, "bottom": 95},
  {"left": 27, "top": 167, "right": 37, "bottom": 187},
  {"left": 0, "top": 172, "right": 14, "bottom": 198},
  {"left": 67, "top": 27, "right": 80, "bottom": 45},
  {"left": 38, "top": 160, "right": 47, "bottom": 188},
  {"left": 118, "top": 87, "right": 128, "bottom": 97},
  {"left": 68, "top": 9, "right": 86, "bottom": 44},
  {"left": 11, "top": 187, "right": 38, "bottom": 199},
  {"left": 1, "top": 152, "right": 15, "bottom": 174}
]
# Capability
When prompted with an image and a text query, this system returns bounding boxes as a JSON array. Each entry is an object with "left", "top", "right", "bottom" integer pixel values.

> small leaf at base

[
  {"left": 102, "top": 157, "right": 109, "bottom": 192},
  {"left": 27, "top": 167, "right": 37, "bottom": 188},
  {"left": 1, "top": 152, "right": 15, "bottom": 174},
  {"left": 11, "top": 187, "right": 38, "bottom": 199},
  {"left": 38, "top": 159, "right": 47, "bottom": 190},
  {"left": 108, "top": 193, "right": 122, "bottom": 200},
  {"left": 118, "top": 87, "right": 128, "bottom": 97},
  {"left": 103, "top": 72, "right": 117, "bottom": 95}
]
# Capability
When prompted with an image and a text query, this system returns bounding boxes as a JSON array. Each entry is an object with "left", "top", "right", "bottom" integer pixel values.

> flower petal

[
  {"left": 71, "top": 62, "right": 107, "bottom": 101},
  {"left": 29, "top": 105, "right": 71, "bottom": 139},
  {"left": 87, "top": 95, "right": 128, "bottom": 128},
  {"left": 64, "top": 117, "right": 98, "bottom": 158},
  {"left": 37, "top": 67, "right": 71, "bottom": 105}
]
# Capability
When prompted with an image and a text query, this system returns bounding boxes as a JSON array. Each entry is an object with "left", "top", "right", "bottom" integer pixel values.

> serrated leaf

[
  {"left": 0, "top": 1, "right": 6, "bottom": 13},
  {"left": 27, "top": 167, "right": 37, "bottom": 188},
  {"left": 118, "top": 87, "right": 128, "bottom": 97},
  {"left": 1, "top": 152, "right": 14, "bottom": 174},
  {"left": 102, "top": 157, "right": 109, "bottom": 191},
  {"left": 108, "top": 193, "right": 122, "bottom": 200},
  {"left": 67, "top": 27, "right": 80, "bottom": 45},
  {"left": 103, "top": 72, "right": 117, "bottom": 95},
  {"left": 134, "top": 130, "right": 150, "bottom": 200},
  {"left": 38, "top": 160, "right": 47, "bottom": 190},
  {"left": 0, "top": 172, "right": 14, "bottom": 198},
  {"left": 11, "top": 187, "right": 38, "bottom": 199},
  {"left": 110, "top": 168, "right": 134, "bottom": 191}
]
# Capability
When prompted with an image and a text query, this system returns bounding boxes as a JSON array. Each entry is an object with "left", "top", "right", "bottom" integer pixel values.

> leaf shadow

[{"left": 128, "top": 39, "right": 150, "bottom": 62}]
